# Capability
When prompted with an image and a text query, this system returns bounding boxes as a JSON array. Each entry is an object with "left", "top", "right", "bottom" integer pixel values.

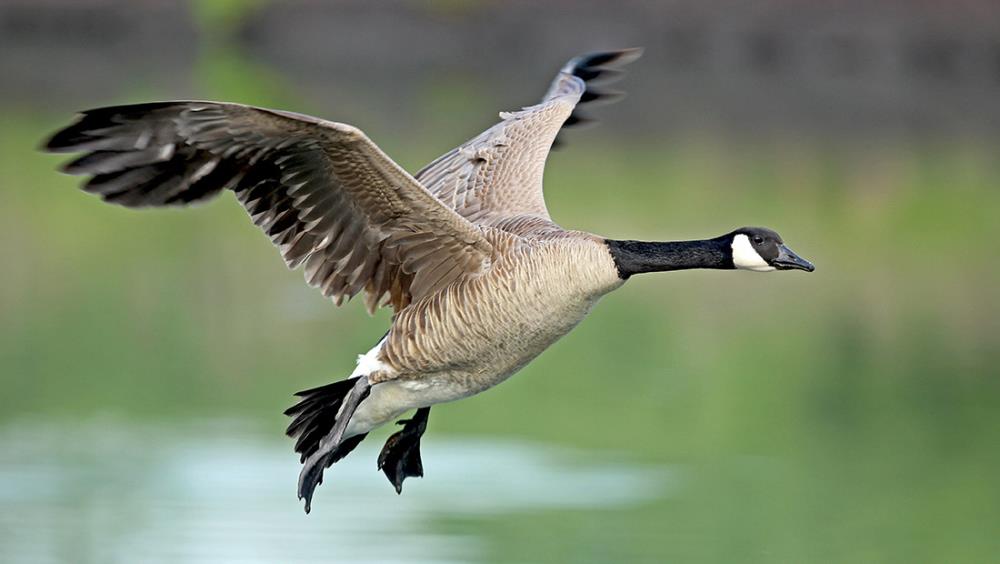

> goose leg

[
  {"left": 378, "top": 407, "right": 430, "bottom": 494},
  {"left": 297, "top": 375, "right": 371, "bottom": 513}
]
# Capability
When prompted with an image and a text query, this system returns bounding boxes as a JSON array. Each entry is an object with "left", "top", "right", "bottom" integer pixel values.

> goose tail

[{"left": 284, "top": 377, "right": 369, "bottom": 512}]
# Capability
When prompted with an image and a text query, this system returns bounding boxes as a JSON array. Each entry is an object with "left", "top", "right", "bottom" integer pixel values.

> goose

[{"left": 43, "top": 48, "right": 814, "bottom": 512}]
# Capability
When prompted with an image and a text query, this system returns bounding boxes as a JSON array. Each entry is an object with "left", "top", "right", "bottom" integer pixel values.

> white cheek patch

[
  {"left": 350, "top": 335, "right": 389, "bottom": 377},
  {"left": 731, "top": 234, "right": 775, "bottom": 272}
]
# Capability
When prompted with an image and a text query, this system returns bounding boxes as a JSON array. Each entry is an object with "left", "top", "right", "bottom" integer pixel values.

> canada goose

[{"left": 43, "top": 48, "right": 813, "bottom": 512}]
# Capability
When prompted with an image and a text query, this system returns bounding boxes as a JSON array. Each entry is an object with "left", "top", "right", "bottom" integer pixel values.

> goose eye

[{"left": 752, "top": 236, "right": 763, "bottom": 244}]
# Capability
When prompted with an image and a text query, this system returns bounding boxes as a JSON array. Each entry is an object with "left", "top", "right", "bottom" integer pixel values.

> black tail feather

[
  {"left": 284, "top": 377, "right": 368, "bottom": 506},
  {"left": 292, "top": 377, "right": 372, "bottom": 513},
  {"left": 285, "top": 378, "right": 362, "bottom": 460}
]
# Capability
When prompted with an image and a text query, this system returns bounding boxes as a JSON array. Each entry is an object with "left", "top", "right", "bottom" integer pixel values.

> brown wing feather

[
  {"left": 415, "top": 48, "right": 642, "bottom": 226},
  {"left": 44, "top": 101, "right": 493, "bottom": 311}
]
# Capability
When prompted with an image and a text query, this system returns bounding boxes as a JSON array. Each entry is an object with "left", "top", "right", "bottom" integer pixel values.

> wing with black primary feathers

[
  {"left": 415, "top": 48, "right": 643, "bottom": 225},
  {"left": 43, "top": 102, "right": 494, "bottom": 312}
]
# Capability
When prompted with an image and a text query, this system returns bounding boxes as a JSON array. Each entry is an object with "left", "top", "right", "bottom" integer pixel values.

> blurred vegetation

[{"left": 1, "top": 2, "right": 999, "bottom": 561}]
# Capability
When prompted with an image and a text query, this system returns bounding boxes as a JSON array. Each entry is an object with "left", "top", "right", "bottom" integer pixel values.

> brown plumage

[
  {"left": 44, "top": 48, "right": 812, "bottom": 511},
  {"left": 42, "top": 48, "right": 643, "bottom": 510},
  {"left": 46, "top": 102, "right": 494, "bottom": 311}
]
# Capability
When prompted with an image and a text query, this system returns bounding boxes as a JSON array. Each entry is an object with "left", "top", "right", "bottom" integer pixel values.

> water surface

[{"left": 0, "top": 419, "right": 670, "bottom": 563}]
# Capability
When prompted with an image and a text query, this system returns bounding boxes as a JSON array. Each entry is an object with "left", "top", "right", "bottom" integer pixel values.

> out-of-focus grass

[{"left": 3, "top": 98, "right": 999, "bottom": 561}]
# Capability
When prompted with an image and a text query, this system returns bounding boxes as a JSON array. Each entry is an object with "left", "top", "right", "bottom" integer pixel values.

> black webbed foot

[{"left": 377, "top": 407, "right": 430, "bottom": 494}]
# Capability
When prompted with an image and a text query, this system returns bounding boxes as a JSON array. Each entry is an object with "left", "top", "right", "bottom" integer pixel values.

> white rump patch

[
  {"left": 731, "top": 234, "right": 775, "bottom": 272},
  {"left": 349, "top": 336, "right": 388, "bottom": 378}
]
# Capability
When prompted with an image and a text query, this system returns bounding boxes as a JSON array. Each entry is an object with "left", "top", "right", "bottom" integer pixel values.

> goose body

[
  {"left": 347, "top": 230, "right": 622, "bottom": 437},
  {"left": 44, "top": 48, "right": 813, "bottom": 511}
]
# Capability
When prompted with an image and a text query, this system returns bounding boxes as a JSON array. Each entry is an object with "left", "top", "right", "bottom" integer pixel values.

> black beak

[{"left": 772, "top": 244, "right": 815, "bottom": 272}]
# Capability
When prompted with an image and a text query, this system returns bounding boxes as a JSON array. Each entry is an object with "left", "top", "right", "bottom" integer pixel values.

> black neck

[{"left": 605, "top": 236, "right": 733, "bottom": 279}]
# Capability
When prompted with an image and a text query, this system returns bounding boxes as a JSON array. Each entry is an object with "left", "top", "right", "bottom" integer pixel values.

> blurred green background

[{"left": 1, "top": 1, "right": 998, "bottom": 562}]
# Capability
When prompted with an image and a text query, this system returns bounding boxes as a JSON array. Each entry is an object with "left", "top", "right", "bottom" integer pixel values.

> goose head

[
  {"left": 727, "top": 227, "right": 814, "bottom": 272},
  {"left": 604, "top": 227, "right": 814, "bottom": 277}
]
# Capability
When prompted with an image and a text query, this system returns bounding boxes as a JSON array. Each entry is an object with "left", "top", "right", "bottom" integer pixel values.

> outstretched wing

[
  {"left": 415, "top": 48, "right": 642, "bottom": 225},
  {"left": 44, "top": 102, "right": 494, "bottom": 312}
]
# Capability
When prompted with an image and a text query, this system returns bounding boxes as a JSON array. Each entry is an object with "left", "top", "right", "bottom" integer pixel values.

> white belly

[{"left": 343, "top": 375, "right": 475, "bottom": 437}]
